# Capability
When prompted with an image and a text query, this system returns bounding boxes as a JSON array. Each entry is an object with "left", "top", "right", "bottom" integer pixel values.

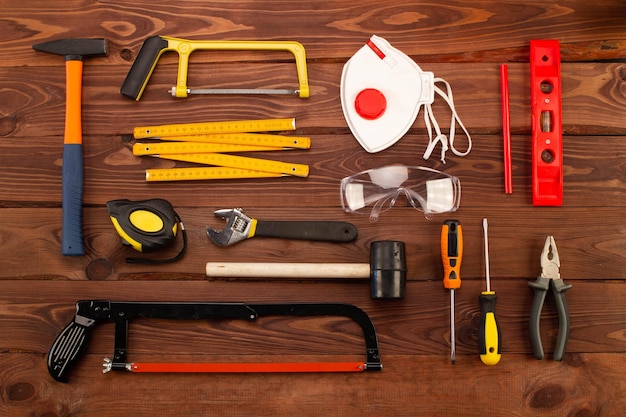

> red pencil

[{"left": 500, "top": 64, "right": 512, "bottom": 194}]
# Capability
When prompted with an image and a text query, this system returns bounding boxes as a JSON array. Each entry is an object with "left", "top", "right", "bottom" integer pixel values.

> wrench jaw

[{"left": 206, "top": 208, "right": 253, "bottom": 246}]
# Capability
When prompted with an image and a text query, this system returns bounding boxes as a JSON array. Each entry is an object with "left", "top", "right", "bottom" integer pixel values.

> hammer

[
  {"left": 33, "top": 38, "right": 109, "bottom": 255},
  {"left": 205, "top": 241, "right": 407, "bottom": 298}
]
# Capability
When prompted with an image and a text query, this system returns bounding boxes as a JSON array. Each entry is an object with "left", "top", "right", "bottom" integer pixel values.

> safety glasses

[{"left": 340, "top": 165, "right": 461, "bottom": 221}]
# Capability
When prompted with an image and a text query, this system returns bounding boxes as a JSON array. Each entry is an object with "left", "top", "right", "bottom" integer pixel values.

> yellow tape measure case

[{"left": 107, "top": 199, "right": 178, "bottom": 253}]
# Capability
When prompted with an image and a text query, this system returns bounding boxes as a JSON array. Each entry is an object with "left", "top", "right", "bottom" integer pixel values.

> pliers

[{"left": 528, "top": 236, "right": 572, "bottom": 361}]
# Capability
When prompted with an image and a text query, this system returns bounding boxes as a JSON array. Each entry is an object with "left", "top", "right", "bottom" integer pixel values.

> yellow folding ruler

[
  {"left": 132, "top": 118, "right": 310, "bottom": 181},
  {"left": 133, "top": 118, "right": 296, "bottom": 139}
]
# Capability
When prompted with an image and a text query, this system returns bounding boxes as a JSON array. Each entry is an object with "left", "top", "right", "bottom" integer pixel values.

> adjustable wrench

[{"left": 206, "top": 208, "right": 358, "bottom": 247}]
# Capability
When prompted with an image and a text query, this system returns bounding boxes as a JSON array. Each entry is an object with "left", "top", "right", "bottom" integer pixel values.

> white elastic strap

[
  {"left": 423, "top": 104, "right": 448, "bottom": 163},
  {"left": 422, "top": 77, "right": 472, "bottom": 163}
]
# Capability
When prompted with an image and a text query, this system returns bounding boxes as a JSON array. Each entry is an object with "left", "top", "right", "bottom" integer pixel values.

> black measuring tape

[{"left": 106, "top": 198, "right": 186, "bottom": 264}]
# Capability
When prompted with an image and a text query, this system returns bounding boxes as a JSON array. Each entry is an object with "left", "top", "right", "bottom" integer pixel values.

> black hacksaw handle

[{"left": 120, "top": 36, "right": 169, "bottom": 100}]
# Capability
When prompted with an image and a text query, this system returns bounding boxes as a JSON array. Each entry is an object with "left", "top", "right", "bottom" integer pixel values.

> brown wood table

[{"left": 1, "top": 1, "right": 625, "bottom": 416}]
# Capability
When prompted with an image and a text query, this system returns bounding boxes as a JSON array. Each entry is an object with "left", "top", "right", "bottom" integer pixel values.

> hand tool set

[{"left": 34, "top": 33, "right": 574, "bottom": 382}]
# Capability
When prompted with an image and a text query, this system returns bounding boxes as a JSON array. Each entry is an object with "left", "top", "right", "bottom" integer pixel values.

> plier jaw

[
  {"left": 529, "top": 236, "right": 572, "bottom": 361},
  {"left": 540, "top": 235, "right": 560, "bottom": 280}
]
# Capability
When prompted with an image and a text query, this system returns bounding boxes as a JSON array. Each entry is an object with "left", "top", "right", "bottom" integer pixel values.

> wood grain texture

[{"left": 0, "top": 1, "right": 625, "bottom": 416}]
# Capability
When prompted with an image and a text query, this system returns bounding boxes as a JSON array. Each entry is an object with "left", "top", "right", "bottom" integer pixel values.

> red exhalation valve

[
  {"left": 355, "top": 88, "right": 387, "bottom": 120},
  {"left": 530, "top": 40, "right": 563, "bottom": 206}
]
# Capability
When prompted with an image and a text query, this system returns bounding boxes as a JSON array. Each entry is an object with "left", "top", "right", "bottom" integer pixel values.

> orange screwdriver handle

[{"left": 441, "top": 219, "right": 463, "bottom": 289}]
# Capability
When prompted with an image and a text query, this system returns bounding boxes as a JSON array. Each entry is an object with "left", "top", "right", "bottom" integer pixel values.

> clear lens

[{"left": 340, "top": 165, "right": 461, "bottom": 221}]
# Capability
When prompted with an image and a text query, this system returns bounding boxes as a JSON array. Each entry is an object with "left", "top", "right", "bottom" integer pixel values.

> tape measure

[
  {"left": 106, "top": 198, "right": 186, "bottom": 264},
  {"left": 133, "top": 118, "right": 296, "bottom": 139}
]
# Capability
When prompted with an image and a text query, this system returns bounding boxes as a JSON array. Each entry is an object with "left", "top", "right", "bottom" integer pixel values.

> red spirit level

[{"left": 530, "top": 40, "right": 563, "bottom": 206}]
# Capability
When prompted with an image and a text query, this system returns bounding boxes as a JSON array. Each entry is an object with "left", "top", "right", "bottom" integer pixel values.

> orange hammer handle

[{"left": 64, "top": 60, "right": 83, "bottom": 145}]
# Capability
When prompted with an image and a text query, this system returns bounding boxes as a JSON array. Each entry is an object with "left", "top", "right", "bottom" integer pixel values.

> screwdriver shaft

[
  {"left": 483, "top": 218, "right": 491, "bottom": 292},
  {"left": 450, "top": 289, "right": 456, "bottom": 364}
]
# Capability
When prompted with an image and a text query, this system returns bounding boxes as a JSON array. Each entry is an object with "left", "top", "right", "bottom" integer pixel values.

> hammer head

[{"left": 32, "top": 38, "right": 109, "bottom": 60}]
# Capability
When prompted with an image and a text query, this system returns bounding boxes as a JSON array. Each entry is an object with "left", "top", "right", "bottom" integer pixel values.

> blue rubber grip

[{"left": 62, "top": 144, "right": 84, "bottom": 256}]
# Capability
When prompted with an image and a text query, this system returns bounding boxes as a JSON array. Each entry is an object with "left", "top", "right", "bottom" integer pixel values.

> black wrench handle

[{"left": 254, "top": 221, "right": 357, "bottom": 243}]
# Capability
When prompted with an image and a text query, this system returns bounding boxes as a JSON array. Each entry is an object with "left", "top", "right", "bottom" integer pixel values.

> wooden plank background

[{"left": 1, "top": 1, "right": 625, "bottom": 416}]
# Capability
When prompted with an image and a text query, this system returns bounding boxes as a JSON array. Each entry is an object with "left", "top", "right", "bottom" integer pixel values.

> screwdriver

[
  {"left": 441, "top": 219, "right": 462, "bottom": 364},
  {"left": 479, "top": 218, "right": 502, "bottom": 365}
]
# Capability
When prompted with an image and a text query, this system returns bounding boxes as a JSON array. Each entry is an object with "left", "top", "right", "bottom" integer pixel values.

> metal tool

[
  {"left": 479, "top": 218, "right": 501, "bottom": 365},
  {"left": 529, "top": 236, "right": 572, "bottom": 360},
  {"left": 441, "top": 219, "right": 462, "bottom": 364},
  {"left": 48, "top": 300, "right": 382, "bottom": 382},
  {"left": 120, "top": 35, "right": 309, "bottom": 100},
  {"left": 206, "top": 241, "right": 406, "bottom": 299},
  {"left": 206, "top": 208, "right": 358, "bottom": 247},
  {"left": 530, "top": 40, "right": 563, "bottom": 206},
  {"left": 32, "top": 38, "right": 109, "bottom": 256}
]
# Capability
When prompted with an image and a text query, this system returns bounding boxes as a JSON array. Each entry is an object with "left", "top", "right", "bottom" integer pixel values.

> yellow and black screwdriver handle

[
  {"left": 120, "top": 35, "right": 309, "bottom": 101},
  {"left": 106, "top": 198, "right": 186, "bottom": 264},
  {"left": 479, "top": 291, "right": 502, "bottom": 365}
]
